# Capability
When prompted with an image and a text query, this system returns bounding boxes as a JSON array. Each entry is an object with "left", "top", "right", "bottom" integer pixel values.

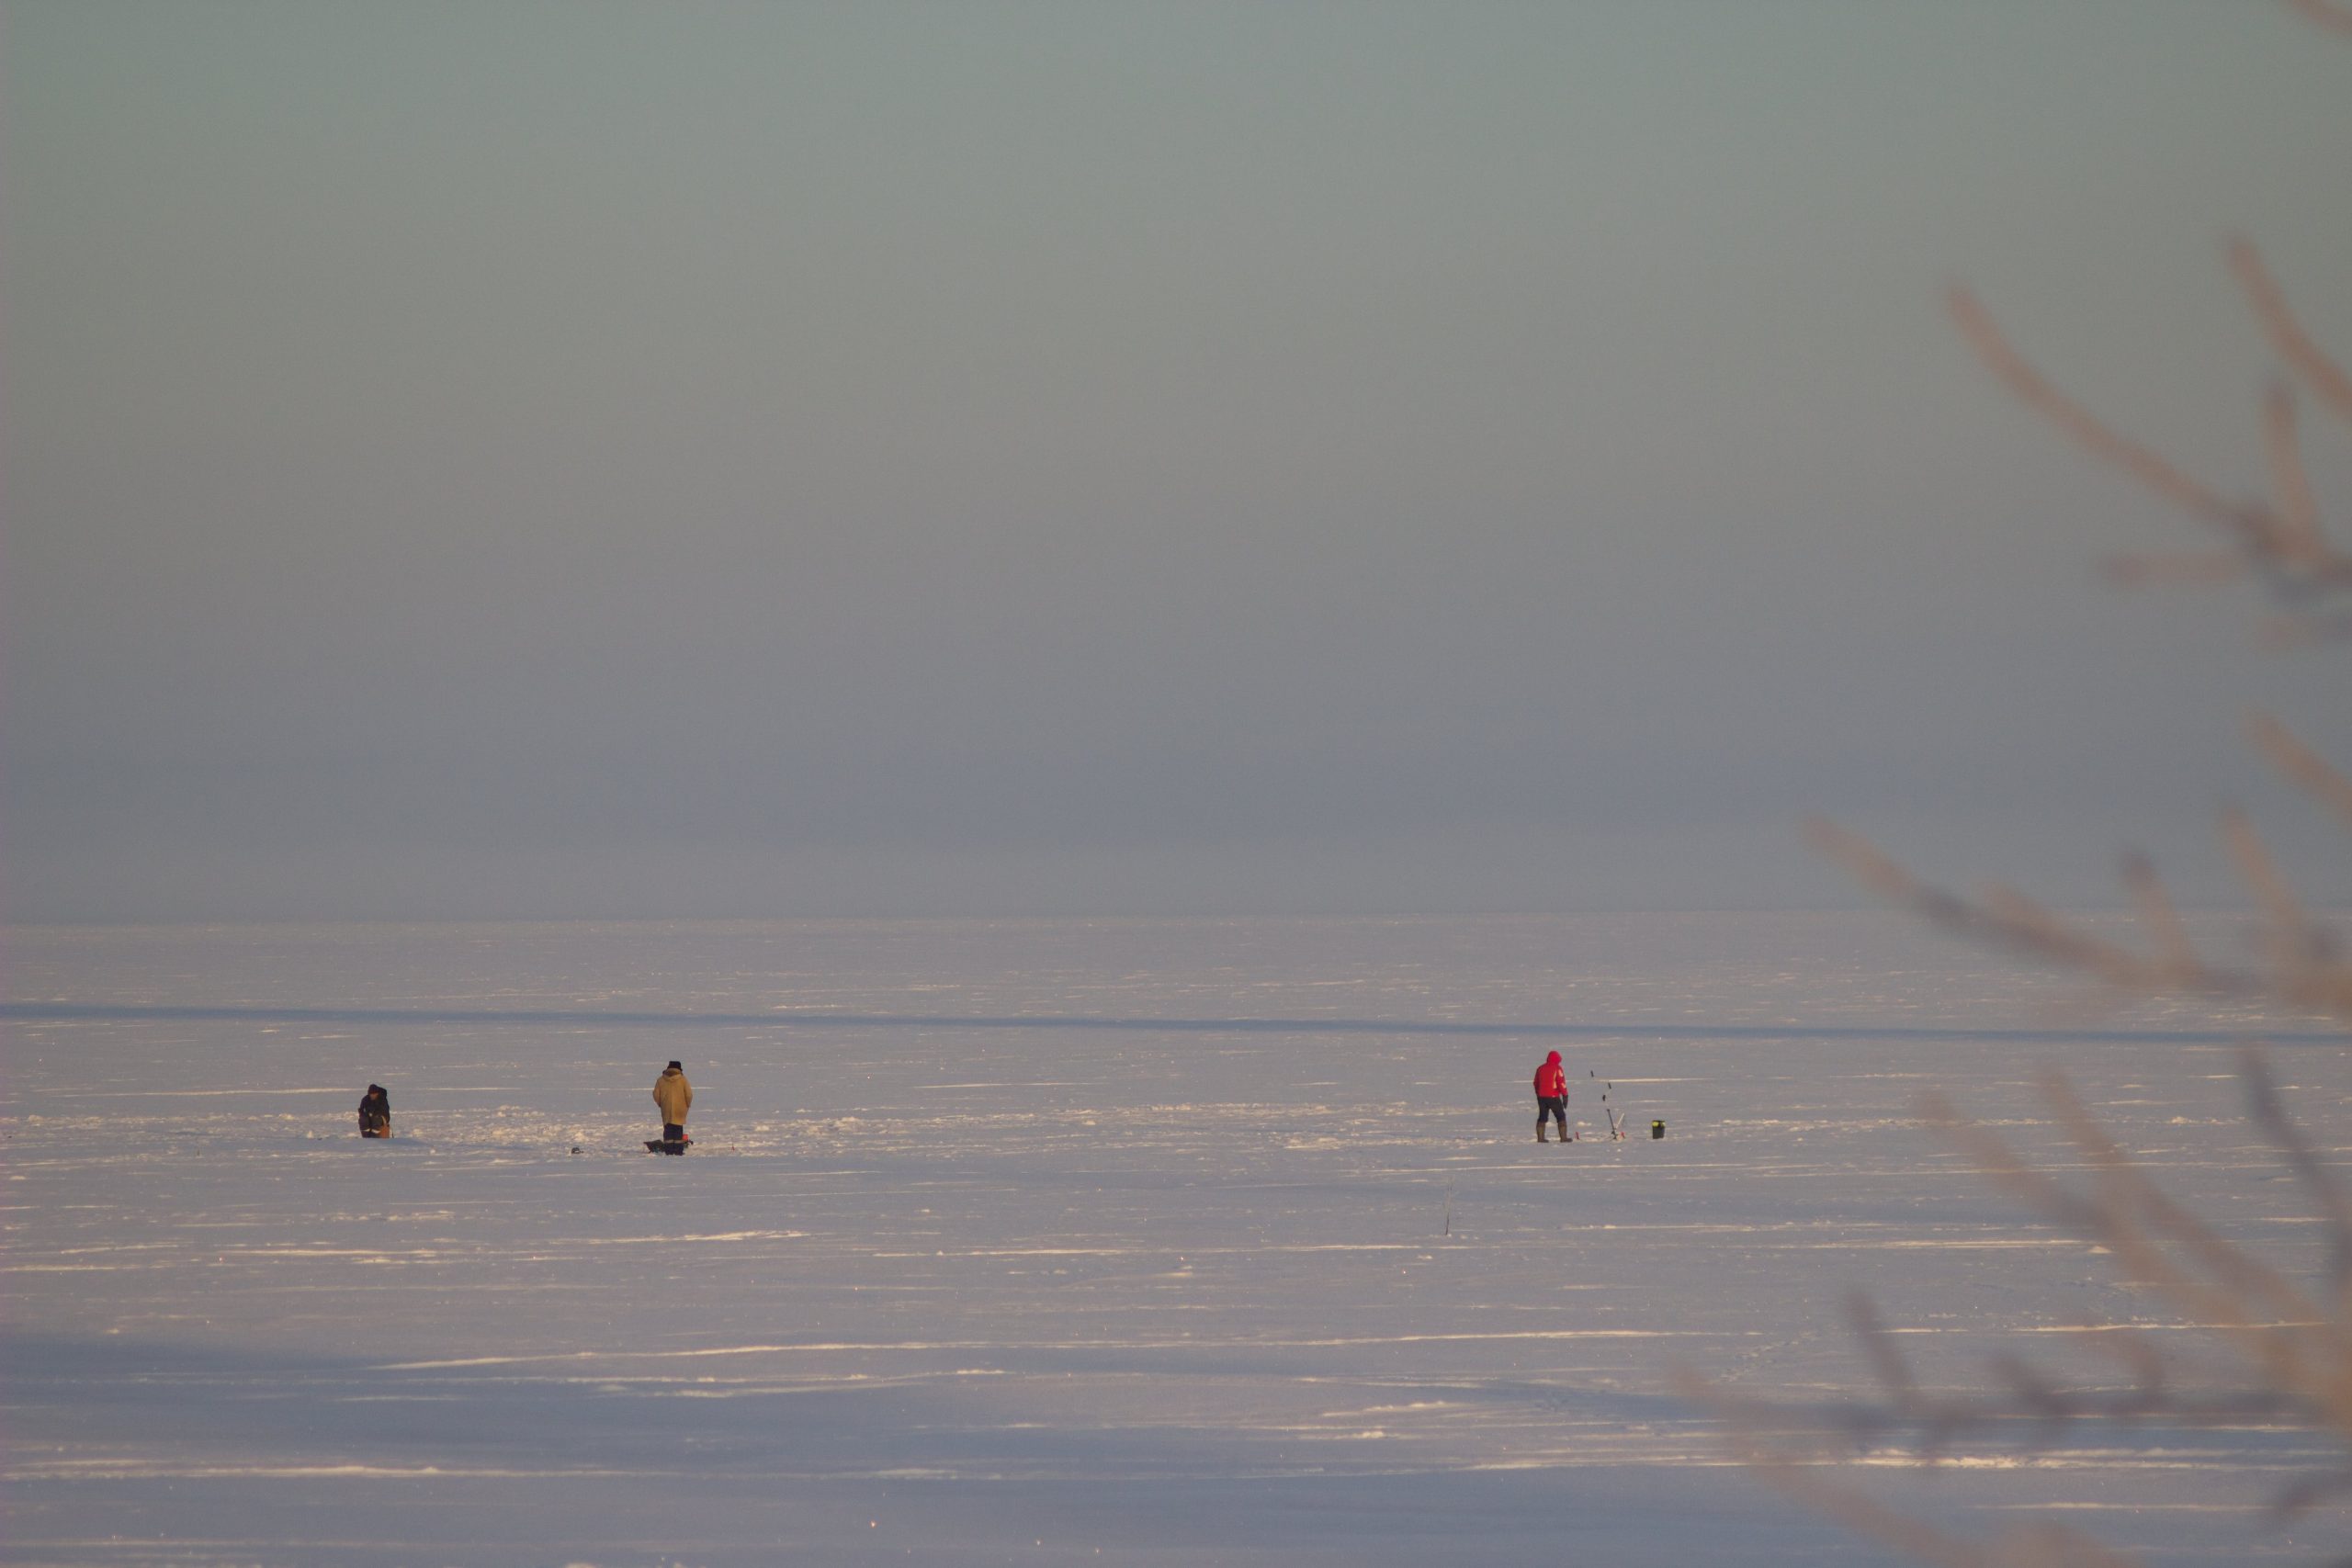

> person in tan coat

[{"left": 651, "top": 1061, "right": 693, "bottom": 1154}]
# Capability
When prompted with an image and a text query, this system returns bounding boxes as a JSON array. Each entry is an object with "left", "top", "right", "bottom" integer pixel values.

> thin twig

[
  {"left": 2239, "top": 1046, "right": 2352, "bottom": 1305},
  {"left": 2248, "top": 711, "right": 2352, "bottom": 832},
  {"left": 2102, "top": 552, "right": 2245, "bottom": 587},
  {"left": 1948, "top": 286, "right": 2263, "bottom": 538},
  {"left": 2230, "top": 236, "right": 2352, "bottom": 426},
  {"left": 2221, "top": 807, "right": 2316, "bottom": 976},
  {"left": 2119, "top": 852, "right": 2199, "bottom": 982},
  {"left": 2261, "top": 382, "right": 2329, "bottom": 570},
  {"left": 1808, "top": 816, "right": 2351, "bottom": 1025}
]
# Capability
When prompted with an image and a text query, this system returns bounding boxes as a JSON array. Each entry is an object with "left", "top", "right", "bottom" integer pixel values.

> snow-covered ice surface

[{"left": 5, "top": 913, "right": 2347, "bottom": 1565}]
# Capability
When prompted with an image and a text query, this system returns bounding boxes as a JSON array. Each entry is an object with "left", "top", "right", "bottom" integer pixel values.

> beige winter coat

[{"left": 652, "top": 1067, "right": 693, "bottom": 1125}]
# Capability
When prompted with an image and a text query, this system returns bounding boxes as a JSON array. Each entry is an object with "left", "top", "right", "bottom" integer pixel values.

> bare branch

[
  {"left": 1927, "top": 1075, "right": 2339, "bottom": 1441},
  {"left": 2238, "top": 1046, "right": 2352, "bottom": 1300},
  {"left": 2118, "top": 852, "right": 2198, "bottom": 981},
  {"left": 1948, "top": 286, "right": 2264, "bottom": 540},
  {"left": 2248, "top": 710, "right": 2352, "bottom": 832},
  {"left": 1977, "top": 883, "right": 2154, "bottom": 989},
  {"left": 2101, "top": 552, "right": 2245, "bottom": 587},
  {"left": 2230, "top": 236, "right": 2352, "bottom": 428},
  {"left": 2221, "top": 807, "right": 2319, "bottom": 975},
  {"left": 2261, "top": 381, "right": 2330, "bottom": 570},
  {"left": 2074, "top": 1325, "right": 2167, "bottom": 1413},
  {"left": 1847, "top": 1288, "right": 1922, "bottom": 1412},
  {"left": 2272, "top": 1465, "right": 2352, "bottom": 1521},
  {"left": 1733, "top": 31, "right": 2352, "bottom": 1562},
  {"left": 2289, "top": 0, "right": 2352, "bottom": 34},
  {"left": 1953, "top": 265, "right": 2352, "bottom": 635},
  {"left": 1707, "top": 1410, "right": 1991, "bottom": 1568},
  {"left": 1707, "top": 1378, "right": 2153, "bottom": 1568},
  {"left": 1804, "top": 817, "right": 1932, "bottom": 908},
  {"left": 2040, "top": 1072, "right": 2324, "bottom": 1340},
  {"left": 1807, "top": 816, "right": 2352, "bottom": 1025},
  {"left": 2259, "top": 609, "right": 2352, "bottom": 647}
]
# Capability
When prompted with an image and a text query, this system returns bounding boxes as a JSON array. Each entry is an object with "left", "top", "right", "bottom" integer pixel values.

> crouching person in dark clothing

[
  {"left": 358, "top": 1084, "right": 391, "bottom": 1139},
  {"left": 651, "top": 1060, "right": 692, "bottom": 1154}
]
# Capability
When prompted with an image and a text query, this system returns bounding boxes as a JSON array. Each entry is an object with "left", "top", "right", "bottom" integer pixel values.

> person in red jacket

[{"left": 1533, "top": 1051, "right": 1569, "bottom": 1143}]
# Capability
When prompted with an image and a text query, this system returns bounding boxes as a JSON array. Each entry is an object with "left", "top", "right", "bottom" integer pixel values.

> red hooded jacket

[{"left": 1533, "top": 1053, "right": 1566, "bottom": 1099}]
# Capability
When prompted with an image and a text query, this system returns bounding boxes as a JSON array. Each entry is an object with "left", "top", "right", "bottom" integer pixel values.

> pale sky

[{"left": 6, "top": 1, "right": 2348, "bottom": 920}]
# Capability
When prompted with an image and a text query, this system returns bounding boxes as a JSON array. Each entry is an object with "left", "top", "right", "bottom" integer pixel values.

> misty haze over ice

[
  {"left": 7, "top": 3, "right": 2350, "bottom": 922},
  {"left": 7, "top": 6, "right": 2352, "bottom": 1563}
]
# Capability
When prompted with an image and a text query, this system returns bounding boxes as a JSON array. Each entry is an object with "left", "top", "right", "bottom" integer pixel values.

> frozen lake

[{"left": 4, "top": 914, "right": 2346, "bottom": 1565}]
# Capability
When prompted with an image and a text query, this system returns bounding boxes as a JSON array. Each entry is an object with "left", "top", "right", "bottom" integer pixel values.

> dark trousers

[
  {"left": 660, "top": 1122, "right": 688, "bottom": 1154},
  {"left": 1536, "top": 1097, "right": 1567, "bottom": 1135}
]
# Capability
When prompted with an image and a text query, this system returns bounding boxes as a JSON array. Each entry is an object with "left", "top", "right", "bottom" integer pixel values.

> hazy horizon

[{"left": 8, "top": 1, "right": 2349, "bottom": 921}]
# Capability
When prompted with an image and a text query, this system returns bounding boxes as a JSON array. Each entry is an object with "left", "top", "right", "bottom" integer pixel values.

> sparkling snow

[{"left": 4, "top": 914, "right": 2345, "bottom": 1564}]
